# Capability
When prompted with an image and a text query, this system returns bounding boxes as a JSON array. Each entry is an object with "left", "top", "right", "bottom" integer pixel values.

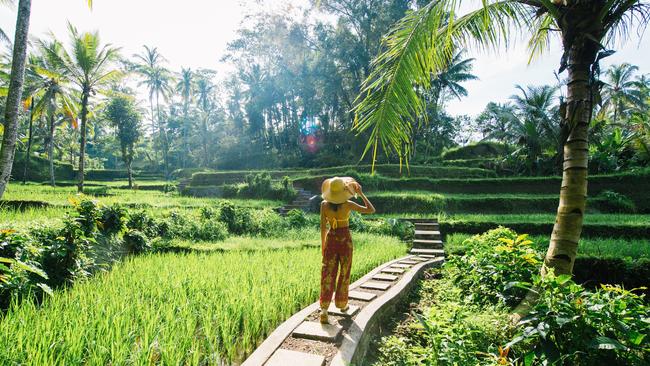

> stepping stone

[
  {"left": 265, "top": 349, "right": 325, "bottom": 366},
  {"left": 419, "top": 254, "right": 437, "bottom": 259},
  {"left": 361, "top": 281, "right": 391, "bottom": 291},
  {"left": 391, "top": 263, "right": 412, "bottom": 269},
  {"left": 414, "top": 230, "right": 441, "bottom": 237},
  {"left": 410, "top": 248, "right": 445, "bottom": 256},
  {"left": 293, "top": 321, "right": 342, "bottom": 342},
  {"left": 328, "top": 304, "right": 360, "bottom": 317},
  {"left": 399, "top": 260, "right": 418, "bottom": 265},
  {"left": 413, "top": 239, "right": 444, "bottom": 247},
  {"left": 381, "top": 267, "right": 405, "bottom": 274},
  {"left": 373, "top": 273, "right": 398, "bottom": 281},
  {"left": 349, "top": 290, "right": 377, "bottom": 301},
  {"left": 409, "top": 257, "right": 428, "bottom": 262}
]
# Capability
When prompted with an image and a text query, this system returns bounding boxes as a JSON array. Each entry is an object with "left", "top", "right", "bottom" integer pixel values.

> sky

[{"left": 1, "top": 0, "right": 649, "bottom": 118}]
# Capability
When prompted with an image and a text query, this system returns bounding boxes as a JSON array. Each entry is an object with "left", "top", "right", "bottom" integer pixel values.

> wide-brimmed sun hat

[{"left": 321, "top": 176, "right": 356, "bottom": 204}]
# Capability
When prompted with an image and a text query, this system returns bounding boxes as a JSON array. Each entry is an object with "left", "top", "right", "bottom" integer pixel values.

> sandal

[{"left": 320, "top": 309, "right": 329, "bottom": 324}]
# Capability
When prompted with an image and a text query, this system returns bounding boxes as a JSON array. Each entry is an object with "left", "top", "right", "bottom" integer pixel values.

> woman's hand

[{"left": 350, "top": 182, "right": 362, "bottom": 194}]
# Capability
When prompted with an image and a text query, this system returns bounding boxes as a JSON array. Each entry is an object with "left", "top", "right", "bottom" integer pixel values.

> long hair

[{"left": 328, "top": 202, "right": 341, "bottom": 212}]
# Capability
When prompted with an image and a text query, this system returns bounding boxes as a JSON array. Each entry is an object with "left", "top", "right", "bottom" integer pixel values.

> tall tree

[
  {"left": 133, "top": 46, "right": 173, "bottom": 177},
  {"left": 28, "top": 40, "right": 76, "bottom": 186},
  {"left": 601, "top": 63, "right": 640, "bottom": 125},
  {"left": 176, "top": 67, "right": 193, "bottom": 166},
  {"left": 43, "top": 24, "right": 120, "bottom": 192},
  {"left": 353, "top": 0, "right": 650, "bottom": 284},
  {"left": 0, "top": 0, "right": 31, "bottom": 199},
  {"left": 105, "top": 94, "right": 141, "bottom": 188}
]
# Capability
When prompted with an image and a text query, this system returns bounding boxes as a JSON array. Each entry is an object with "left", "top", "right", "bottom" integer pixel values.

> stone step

[
  {"left": 410, "top": 248, "right": 445, "bottom": 256},
  {"left": 381, "top": 267, "right": 405, "bottom": 274},
  {"left": 360, "top": 281, "right": 391, "bottom": 291},
  {"left": 372, "top": 273, "right": 398, "bottom": 282},
  {"left": 265, "top": 349, "right": 325, "bottom": 366},
  {"left": 404, "top": 218, "right": 438, "bottom": 224},
  {"left": 293, "top": 321, "right": 342, "bottom": 342},
  {"left": 412, "top": 239, "right": 444, "bottom": 248},
  {"left": 399, "top": 260, "right": 418, "bottom": 265},
  {"left": 414, "top": 230, "right": 441, "bottom": 237},
  {"left": 328, "top": 304, "right": 360, "bottom": 317},
  {"left": 348, "top": 290, "right": 377, "bottom": 301},
  {"left": 390, "top": 263, "right": 412, "bottom": 269}
]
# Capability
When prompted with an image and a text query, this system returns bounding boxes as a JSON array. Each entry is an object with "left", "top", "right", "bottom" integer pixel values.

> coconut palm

[
  {"left": 0, "top": 0, "right": 93, "bottom": 199},
  {"left": 133, "top": 46, "right": 173, "bottom": 177},
  {"left": 431, "top": 50, "right": 478, "bottom": 107},
  {"left": 27, "top": 40, "right": 77, "bottom": 186},
  {"left": 195, "top": 70, "right": 217, "bottom": 166},
  {"left": 42, "top": 24, "right": 121, "bottom": 192},
  {"left": 353, "top": 0, "right": 650, "bottom": 280},
  {"left": 176, "top": 67, "right": 194, "bottom": 165},
  {"left": 601, "top": 63, "right": 640, "bottom": 124},
  {"left": 0, "top": 0, "right": 32, "bottom": 198}
]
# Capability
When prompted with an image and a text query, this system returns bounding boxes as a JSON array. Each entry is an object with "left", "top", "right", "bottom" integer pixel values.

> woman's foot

[
  {"left": 338, "top": 304, "right": 349, "bottom": 313},
  {"left": 320, "top": 309, "right": 329, "bottom": 324}
]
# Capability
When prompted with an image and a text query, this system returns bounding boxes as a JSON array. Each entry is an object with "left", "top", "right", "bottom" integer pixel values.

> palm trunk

[
  {"left": 77, "top": 89, "right": 89, "bottom": 193},
  {"left": 48, "top": 111, "right": 56, "bottom": 186},
  {"left": 22, "top": 98, "right": 35, "bottom": 184},
  {"left": 0, "top": 0, "right": 31, "bottom": 199},
  {"left": 542, "top": 40, "right": 599, "bottom": 276},
  {"left": 156, "top": 93, "right": 169, "bottom": 179}
]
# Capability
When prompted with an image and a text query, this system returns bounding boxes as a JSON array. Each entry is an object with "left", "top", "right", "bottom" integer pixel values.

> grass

[
  {"left": 2, "top": 184, "right": 281, "bottom": 208},
  {"left": 369, "top": 212, "right": 650, "bottom": 226},
  {"left": 445, "top": 233, "right": 650, "bottom": 260},
  {"left": 0, "top": 231, "right": 406, "bottom": 365}
]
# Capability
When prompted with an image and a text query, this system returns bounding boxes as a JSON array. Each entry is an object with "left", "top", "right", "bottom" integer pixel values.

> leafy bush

[
  {"left": 126, "top": 210, "right": 164, "bottom": 238},
  {"left": 166, "top": 210, "right": 229, "bottom": 241},
  {"left": 286, "top": 209, "right": 309, "bottom": 228},
  {"left": 84, "top": 186, "right": 111, "bottom": 196},
  {"left": 506, "top": 273, "right": 648, "bottom": 365},
  {"left": 441, "top": 141, "right": 510, "bottom": 160},
  {"left": 220, "top": 173, "right": 297, "bottom": 201},
  {"left": 446, "top": 227, "right": 542, "bottom": 306},
  {"left": 123, "top": 230, "right": 150, "bottom": 254},
  {"left": 592, "top": 190, "right": 636, "bottom": 213}
]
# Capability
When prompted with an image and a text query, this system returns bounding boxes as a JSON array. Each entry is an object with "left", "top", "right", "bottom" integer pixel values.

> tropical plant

[
  {"left": 104, "top": 93, "right": 142, "bottom": 188},
  {"left": 28, "top": 40, "right": 77, "bottom": 186},
  {"left": 0, "top": 0, "right": 32, "bottom": 199},
  {"left": 132, "top": 45, "right": 173, "bottom": 177},
  {"left": 40, "top": 24, "right": 121, "bottom": 192},
  {"left": 352, "top": 0, "right": 650, "bottom": 279},
  {"left": 601, "top": 63, "right": 641, "bottom": 125},
  {"left": 176, "top": 67, "right": 194, "bottom": 164}
]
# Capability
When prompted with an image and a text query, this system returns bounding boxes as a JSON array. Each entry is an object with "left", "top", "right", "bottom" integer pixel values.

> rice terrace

[{"left": 0, "top": 1, "right": 649, "bottom": 365}]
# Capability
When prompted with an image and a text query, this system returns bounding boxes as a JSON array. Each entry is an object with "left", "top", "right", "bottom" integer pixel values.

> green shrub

[
  {"left": 84, "top": 186, "right": 111, "bottom": 196},
  {"left": 446, "top": 227, "right": 542, "bottom": 306},
  {"left": 441, "top": 141, "right": 510, "bottom": 160},
  {"left": 98, "top": 204, "right": 127, "bottom": 236},
  {"left": 126, "top": 211, "right": 164, "bottom": 238},
  {"left": 286, "top": 209, "right": 309, "bottom": 229},
  {"left": 506, "top": 273, "right": 648, "bottom": 365},
  {"left": 123, "top": 230, "right": 150, "bottom": 254},
  {"left": 592, "top": 190, "right": 636, "bottom": 213}
]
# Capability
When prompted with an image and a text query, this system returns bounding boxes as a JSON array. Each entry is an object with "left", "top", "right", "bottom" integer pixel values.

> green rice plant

[{"left": 0, "top": 233, "right": 406, "bottom": 364}]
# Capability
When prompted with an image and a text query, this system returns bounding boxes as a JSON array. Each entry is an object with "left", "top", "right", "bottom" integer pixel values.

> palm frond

[{"left": 353, "top": 0, "right": 535, "bottom": 169}]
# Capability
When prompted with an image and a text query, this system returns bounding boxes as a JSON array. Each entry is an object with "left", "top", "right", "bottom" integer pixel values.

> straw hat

[{"left": 321, "top": 176, "right": 357, "bottom": 204}]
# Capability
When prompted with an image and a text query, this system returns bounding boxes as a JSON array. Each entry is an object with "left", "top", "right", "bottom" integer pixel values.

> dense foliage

[{"left": 373, "top": 228, "right": 649, "bottom": 366}]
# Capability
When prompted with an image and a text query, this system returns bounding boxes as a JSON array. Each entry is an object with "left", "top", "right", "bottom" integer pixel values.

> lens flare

[{"left": 299, "top": 116, "right": 323, "bottom": 153}]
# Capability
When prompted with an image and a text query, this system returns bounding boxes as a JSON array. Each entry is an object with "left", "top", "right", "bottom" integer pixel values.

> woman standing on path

[{"left": 319, "top": 176, "right": 375, "bottom": 324}]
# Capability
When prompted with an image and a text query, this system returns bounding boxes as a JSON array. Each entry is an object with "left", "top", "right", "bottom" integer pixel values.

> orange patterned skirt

[{"left": 320, "top": 227, "right": 353, "bottom": 309}]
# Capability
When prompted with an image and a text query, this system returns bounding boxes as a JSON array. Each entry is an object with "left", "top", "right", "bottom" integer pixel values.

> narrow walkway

[
  {"left": 243, "top": 219, "right": 445, "bottom": 366},
  {"left": 278, "top": 188, "right": 316, "bottom": 216}
]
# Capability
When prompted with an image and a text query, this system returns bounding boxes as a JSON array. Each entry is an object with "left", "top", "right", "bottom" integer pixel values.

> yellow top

[{"left": 327, "top": 217, "right": 349, "bottom": 229}]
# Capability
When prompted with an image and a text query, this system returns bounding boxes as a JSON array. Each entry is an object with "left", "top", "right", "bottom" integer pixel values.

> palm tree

[
  {"left": 601, "top": 63, "right": 640, "bottom": 125},
  {"left": 0, "top": 0, "right": 92, "bottom": 199},
  {"left": 28, "top": 41, "right": 76, "bottom": 186},
  {"left": 43, "top": 24, "right": 120, "bottom": 192},
  {"left": 0, "top": 0, "right": 31, "bottom": 198},
  {"left": 133, "top": 46, "right": 173, "bottom": 177},
  {"left": 176, "top": 67, "right": 194, "bottom": 166},
  {"left": 431, "top": 50, "right": 478, "bottom": 108},
  {"left": 195, "top": 70, "right": 217, "bottom": 167},
  {"left": 353, "top": 0, "right": 650, "bottom": 281}
]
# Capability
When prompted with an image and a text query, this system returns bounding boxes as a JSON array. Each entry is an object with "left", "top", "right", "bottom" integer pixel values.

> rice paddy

[{"left": 0, "top": 232, "right": 405, "bottom": 364}]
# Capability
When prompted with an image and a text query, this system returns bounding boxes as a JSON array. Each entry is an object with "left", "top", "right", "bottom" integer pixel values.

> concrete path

[{"left": 242, "top": 218, "right": 445, "bottom": 366}]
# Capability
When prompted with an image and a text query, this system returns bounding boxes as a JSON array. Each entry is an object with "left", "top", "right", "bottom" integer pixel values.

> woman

[{"left": 319, "top": 176, "right": 375, "bottom": 324}]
